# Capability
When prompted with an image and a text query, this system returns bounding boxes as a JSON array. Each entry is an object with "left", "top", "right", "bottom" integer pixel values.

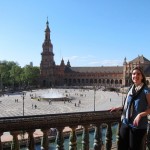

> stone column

[
  {"left": 11, "top": 131, "right": 20, "bottom": 150},
  {"left": 93, "top": 124, "right": 102, "bottom": 150},
  {"left": 105, "top": 123, "right": 112, "bottom": 150},
  {"left": 69, "top": 126, "right": 77, "bottom": 150},
  {"left": 56, "top": 127, "right": 64, "bottom": 150},
  {"left": 28, "top": 130, "right": 35, "bottom": 150},
  {"left": 116, "top": 122, "right": 121, "bottom": 150},
  {"left": 82, "top": 125, "right": 89, "bottom": 150},
  {"left": 41, "top": 129, "right": 49, "bottom": 150}
]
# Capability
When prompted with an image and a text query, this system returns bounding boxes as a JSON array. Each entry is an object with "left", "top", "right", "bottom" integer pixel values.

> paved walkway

[{"left": 0, "top": 88, "right": 124, "bottom": 117}]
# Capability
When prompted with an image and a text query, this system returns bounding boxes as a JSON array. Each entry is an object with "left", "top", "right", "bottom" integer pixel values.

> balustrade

[{"left": 1, "top": 110, "right": 148, "bottom": 150}]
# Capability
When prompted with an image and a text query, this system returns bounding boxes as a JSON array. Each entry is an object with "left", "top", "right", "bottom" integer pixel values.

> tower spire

[
  {"left": 44, "top": 17, "right": 50, "bottom": 42},
  {"left": 46, "top": 17, "right": 49, "bottom": 27}
]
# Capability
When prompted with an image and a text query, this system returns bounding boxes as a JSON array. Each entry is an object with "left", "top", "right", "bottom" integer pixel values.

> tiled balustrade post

[
  {"left": 82, "top": 125, "right": 89, "bottom": 150},
  {"left": 116, "top": 122, "right": 121, "bottom": 150},
  {"left": 69, "top": 126, "right": 77, "bottom": 150},
  {"left": 93, "top": 124, "right": 102, "bottom": 150},
  {"left": 28, "top": 130, "right": 35, "bottom": 150},
  {"left": 11, "top": 131, "right": 20, "bottom": 150},
  {"left": 56, "top": 127, "right": 64, "bottom": 150},
  {"left": 105, "top": 123, "right": 112, "bottom": 150},
  {"left": 41, "top": 129, "right": 49, "bottom": 150}
]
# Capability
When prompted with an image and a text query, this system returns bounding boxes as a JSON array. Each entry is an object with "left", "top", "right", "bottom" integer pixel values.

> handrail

[
  {"left": 0, "top": 111, "right": 122, "bottom": 150},
  {"left": 0, "top": 110, "right": 122, "bottom": 132}
]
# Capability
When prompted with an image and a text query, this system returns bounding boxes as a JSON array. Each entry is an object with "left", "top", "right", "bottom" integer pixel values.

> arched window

[
  {"left": 103, "top": 79, "right": 105, "bottom": 83},
  {"left": 119, "top": 80, "right": 122, "bottom": 84},
  {"left": 78, "top": 79, "right": 80, "bottom": 83},
  {"left": 147, "top": 80, "right": 149, "bottom": 85},
  {"left": 115, "top": 80, "right": 118, "bottom": 84},
  {"left": 107, "top": 79, "right": 110, "bottom": 84},
  {"left": 94, "top": 79, "right": 97, "bottom": 83},
  {"left": 99, "top": 79, "right": 101, "bottom": 83},
  {"left": 82, "top": 79, "right": 84, "bottom": 83},
  {"left": 111, "top": 79, "right": 114, "bottom": 84},
  {"left": 73, "top": 79, "right": 76, "bottom": 83},
  {"left": 90, "top": 79, "right": 93, "bottom": 83},
  {"left": 86, "top": 79, "right": 88, "bottom": 83}
]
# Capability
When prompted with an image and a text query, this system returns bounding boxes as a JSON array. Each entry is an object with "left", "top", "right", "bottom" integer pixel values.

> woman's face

[{"left": 132, "top": 69, "right": 143, "bottom": 85}]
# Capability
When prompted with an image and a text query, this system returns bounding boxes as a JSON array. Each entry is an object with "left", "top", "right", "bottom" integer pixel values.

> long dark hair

[{"left": 132, "top": 66, "right": 147, "bottom": 85}]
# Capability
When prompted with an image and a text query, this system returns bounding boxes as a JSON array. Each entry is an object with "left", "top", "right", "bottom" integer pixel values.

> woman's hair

[{"left": 132, "top": 66, "right": 147, "bottom": 85}]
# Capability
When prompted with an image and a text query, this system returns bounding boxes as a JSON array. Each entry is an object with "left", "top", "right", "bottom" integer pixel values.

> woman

[{"left": 110, "top": 66, "right": 150, "bottom": 150}]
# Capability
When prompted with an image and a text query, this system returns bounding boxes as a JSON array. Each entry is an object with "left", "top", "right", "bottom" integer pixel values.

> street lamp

[
  {"left": 0, "top": 74, "right": 3, "bottom": 91},
  {"left": 94, "top": 86, "right": 96, "bottom": 111},
  {"left": 122, "top": 86, "right": 124, "bottom": 107},
  {"left": 22, "top": 92, "right": 25, "bottom": 116}
]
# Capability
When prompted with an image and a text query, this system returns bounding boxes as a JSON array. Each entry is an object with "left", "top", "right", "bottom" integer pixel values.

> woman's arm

[{"left": 133, "top": 93, "right": 150, "bottom": 126}]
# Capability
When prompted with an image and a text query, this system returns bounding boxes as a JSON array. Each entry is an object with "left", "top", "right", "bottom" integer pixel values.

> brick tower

[{"left": 40, "top": 19, "right": 55, "bottom": 87}]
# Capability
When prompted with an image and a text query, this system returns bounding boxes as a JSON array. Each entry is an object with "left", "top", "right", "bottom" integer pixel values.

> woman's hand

[
  {"left": 133, "top": 114, "right": 142, "bottom": 126},
  {"left": 110, "top": 106, "right": 123, "bottom": 112}
]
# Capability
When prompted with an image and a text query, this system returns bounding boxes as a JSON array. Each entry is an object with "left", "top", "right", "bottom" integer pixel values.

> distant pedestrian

[
  {"left": 79, "top": 100, "right": 81, "bottom": 104},
  {"left": 35, "top": 105, "right": 37, "bottom": 109},
  {"left": 49, "top": 100, "right": 52, "bottom": 105}
]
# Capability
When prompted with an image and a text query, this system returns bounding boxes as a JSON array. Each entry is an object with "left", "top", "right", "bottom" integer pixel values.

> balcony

[{"left": 0, "top": 111, "right": 149, "bottom": 150}]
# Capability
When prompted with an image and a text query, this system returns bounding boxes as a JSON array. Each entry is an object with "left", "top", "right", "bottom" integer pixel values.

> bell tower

[{"left": 40, "top": 19, "right": 55, "bottom": 87}]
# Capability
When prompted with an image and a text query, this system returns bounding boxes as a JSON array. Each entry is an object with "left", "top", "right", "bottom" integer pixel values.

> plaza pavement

[{"left": 0, "top": 88, "right": 124, "bottom": 117}]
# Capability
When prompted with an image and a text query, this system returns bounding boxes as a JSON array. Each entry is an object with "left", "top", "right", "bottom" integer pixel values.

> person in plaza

[{"left": 110, "top": 66, "right": 150, "bottom": 150}]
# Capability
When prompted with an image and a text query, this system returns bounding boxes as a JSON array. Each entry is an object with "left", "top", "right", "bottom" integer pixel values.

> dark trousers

[{"left": 118, "top": 123, "right": 147, "bottom": 150}]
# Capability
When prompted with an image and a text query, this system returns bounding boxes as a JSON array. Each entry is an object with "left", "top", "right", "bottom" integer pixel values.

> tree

[
  {"left": 0, "top": 60, "right": 40, "bottom": 91},
  {"left": 0, "top": 60, "right": 21, "bottom": 91},
  {"left": 23, "top": 65, "right": 40, "bottom": 88},
  {"left": 9, "top": 65, "right": 23, "bottom": 90}
]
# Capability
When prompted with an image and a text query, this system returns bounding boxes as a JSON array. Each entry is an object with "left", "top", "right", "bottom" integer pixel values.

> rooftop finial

[{"left": 46, "top": 17, "right": 49, "bottom": 26}]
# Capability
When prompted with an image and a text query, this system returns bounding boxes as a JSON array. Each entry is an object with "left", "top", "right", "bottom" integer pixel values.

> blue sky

[{"left": 0, "top": 0, "right": 150, "bottom": 67}]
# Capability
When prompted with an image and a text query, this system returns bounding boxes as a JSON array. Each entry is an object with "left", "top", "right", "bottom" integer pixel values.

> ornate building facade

[{"left": 40, "top": 21, "right": 150, "bottom": 88}]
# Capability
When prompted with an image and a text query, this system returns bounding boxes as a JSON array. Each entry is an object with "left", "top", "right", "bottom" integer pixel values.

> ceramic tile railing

[{"left": 0, "top": 111, "right": 148, "bottom": 150}]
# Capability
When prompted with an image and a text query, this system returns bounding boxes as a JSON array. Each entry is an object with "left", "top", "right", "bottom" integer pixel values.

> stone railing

[{"left": 0, "top": 110, "right": 129, "bottom": 150}]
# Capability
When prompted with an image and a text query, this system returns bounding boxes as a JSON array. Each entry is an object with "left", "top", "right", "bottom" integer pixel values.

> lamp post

[
  {"left": 0, "top": 74, "right": 1, "bottom": 90},
  {"left": 0, "top": 74, "right": 2, "bottom": 91},
  {"left": 94, "top": 86, "right": 96, "bottom": 111},
  {"left": 122, "top": 86, "right": 124, "bottom": 107},
  {"left": 22, "top": 92, "right": 25, "bottom": 116}
]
